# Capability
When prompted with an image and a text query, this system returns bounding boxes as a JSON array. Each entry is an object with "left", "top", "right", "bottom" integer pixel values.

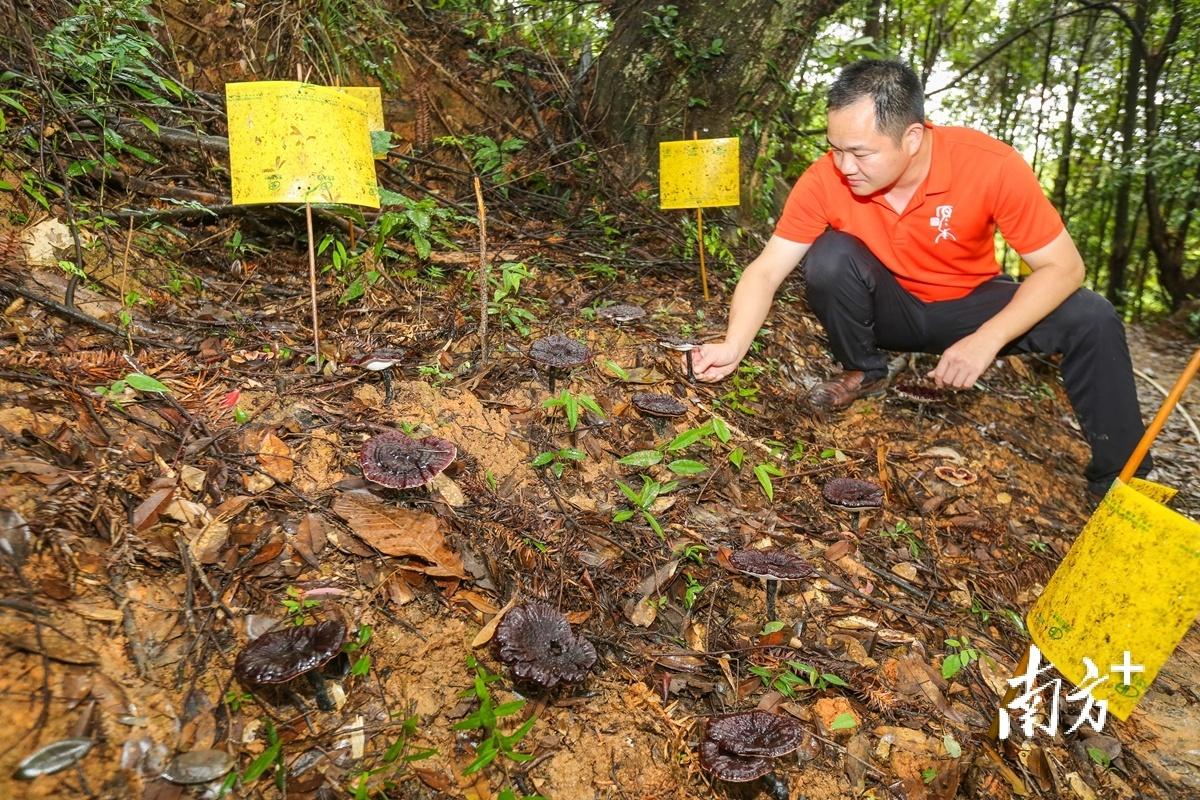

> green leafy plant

[
  {"left": 749, "top": 660, "right": 849, "bottom": 697},
  {"left": 220, "top": 719, "right": 284, "bottom": 796},
  {"left": 95, "top": 371, "right": 169, "bottom": 410},
  {"left": 375, "top": 189, "right": 459, "bottom": 264},
  {"left": 613, "top": 475, "right": 679, "bottom": 538},
  {"left": 541, "top": 389, "right": 603, "bottom": 432},
  {"left": 753, "top": 462, "right": 785, "bottom": 501},
  {"left": 486, "top": 260, "right": 539, "bottom": 335},
  {"left": 532, "top": 446, "right": 586, "bottom": 479},
  {"left": 454, "top": 655, "right": 537, "bottom": 775},
  {"left": 713, "top": 363, "right": 762, "bottom": 415},
  {"left": 675, "top": 542, "right": 708, "bottom": 565},
  {"left": 281, "top": 585, "right": 320, "bottom": 626},
  {"left": 345, "top": 714, "right": 438, "bottom": 798},
  {"left": 224, "top": 689, "right": 253, "bottom": 712},
  {"left": 941, "top": 636, "right": 981, "bottom": 681},
  {"left": 682, "top": 572, "right": 704, "bottom": 609},
  {"left": 435, "top": 134, "right": 526, "bottom": 178},
  {"left": 880, "top": 519, "right": 923, "bottom": 557},
  {"left": 343, "top": 624, "right": 373, "bottom": 677},
  {"left": 1086, "top": 746, "right": 1113, "bottom": 769}
]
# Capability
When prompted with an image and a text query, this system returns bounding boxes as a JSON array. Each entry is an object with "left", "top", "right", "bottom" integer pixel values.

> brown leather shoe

[{"left": 809, "top": 370, "right": 888, "bottom": 411}]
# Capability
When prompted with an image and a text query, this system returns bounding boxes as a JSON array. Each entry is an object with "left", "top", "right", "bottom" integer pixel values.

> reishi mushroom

[
  {"left": 349, "top": 347, "right": 406, "bottom": 405},
  {"left": 631, "top": 392, "right": 687, "bottom": 435},
  {"left": 658, "top": 336, "right": 700, "bottom": 382},
  {"left": 698, "top": 710, "right": 805, "bottom": 792},
  {"left": 596, "top": 304, "right": 646, "bottom": 324},
  {"left": 821, "top": 477, "right": 884, "bottom": 510},
  {"left": 233, "top": 619, "right": 347, "bottom": 711},
  {"left": 528, "top": 334, "right": 590, "bottom": 394},
  {"left": 360, "top": 432, "right": 457, "bottom": 490},
  {"left": 934, "top": 464, "right": 978, "bottom": 487},
  {"left": 892, "top": 381, "right": 951, "bottom": 404},
  {"left": 494, "top": 600, "right": 596, "bottom": 691},
  {"left": 728, "top": 548, "right": 815, "bottom": 621}
]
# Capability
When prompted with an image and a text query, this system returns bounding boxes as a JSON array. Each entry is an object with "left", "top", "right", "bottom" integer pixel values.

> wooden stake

[
  {"left": 1119, "top": 347, "right": 1200, "bottom": 483},
  {"left": 473, "top": 176, "right": 489, "bottom": 365},
  {"left": 305, "top": 201, "right": 322, "bottom": 371},
  {"left": 693, "top": 131, "right": 710, "bottom": 301},
  {"left": 296, "top": 64, "right": 322, "bottom": 371}
]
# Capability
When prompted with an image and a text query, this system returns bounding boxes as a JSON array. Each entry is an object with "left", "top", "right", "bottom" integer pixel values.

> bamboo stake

[
  {"left": 1119, "top": 347, "right": 1200, "bottom": 483},
  {"left": 297, "top": 65, "right": 322, "bottom": 371},
  {"left": 693, "top": 131, "right": 710, "bottom": 301},
  {"left": 473, "top": 176, "right": 489, "bottom": 365}
]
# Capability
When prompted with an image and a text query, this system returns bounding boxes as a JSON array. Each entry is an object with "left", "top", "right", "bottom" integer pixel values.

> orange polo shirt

[{"left": 774, "top": 125, "right": 1064, "bottom": 302}]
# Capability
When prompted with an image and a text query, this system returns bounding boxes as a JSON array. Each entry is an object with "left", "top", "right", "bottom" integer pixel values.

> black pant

[{"left": 802, "top": 230, "right": 1149, "bottom": 492}]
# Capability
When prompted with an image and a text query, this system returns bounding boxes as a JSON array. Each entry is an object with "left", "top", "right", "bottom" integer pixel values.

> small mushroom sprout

[
  {"left": 698, "top": 710, "right": 806, "bottom": 793},
  {"left": 658, "top": 336, "right": 700, "bottom": 382},
  {"left": 728, "top": 548, "right": 815, "bottom": 621},
  {"left": 495, "top": 600, "right": 596, "bottom": 691},
  {"left": 234, "top": 619, "right": 347, "bottom": 711},
  {"left": 529, "top": 334, "right": 590, "bottom": 394},
  {"left": 360, "top": 432, "right": 457, "bottom": 489},
  {"left": 934, "top": 464, "right": 978, "bottom": 487},
  {"left": 349, "top": 347, "right": 406, "bottom": 404}
]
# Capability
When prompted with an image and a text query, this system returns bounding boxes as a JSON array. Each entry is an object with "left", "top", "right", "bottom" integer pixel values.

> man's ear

[{"left": 903, "top": 122, "right": 924, "bottom": 155}]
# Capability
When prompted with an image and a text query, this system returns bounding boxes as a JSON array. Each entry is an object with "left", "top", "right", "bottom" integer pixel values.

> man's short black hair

[{"left": 828, "top": 59, "right": 925, "bottom": 139}]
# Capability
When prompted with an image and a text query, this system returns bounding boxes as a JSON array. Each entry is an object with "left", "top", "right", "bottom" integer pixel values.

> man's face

[{"left": 826, "top": 97, "right": 921, "bottom": 196}]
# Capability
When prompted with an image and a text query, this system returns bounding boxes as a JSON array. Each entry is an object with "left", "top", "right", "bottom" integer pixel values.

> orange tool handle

[{"left": 1119, "top": 347, "right": 1200, "bottom": 483}]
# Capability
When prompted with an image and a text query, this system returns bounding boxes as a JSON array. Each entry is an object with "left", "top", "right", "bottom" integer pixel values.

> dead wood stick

[
  {"left": 473, "top": 176, "right": 489, "bottom": 365},
  {"left": 0, "top": 277, "right": 180, "bottom": 349}
]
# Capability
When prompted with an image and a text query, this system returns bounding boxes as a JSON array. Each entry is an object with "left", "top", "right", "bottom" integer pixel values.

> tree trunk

[
  {"left": 1141, "top": 0, "right": 1198, "bottom": 309},
  {"left": 1105, "top": 0, "right": 1149, "bottom": 310},
  {"left": 591, "top": 0, "right": 848, "bottom": 189},
  {"left": 1050, "top": 12, "right": 1099, "bottom": 217}
]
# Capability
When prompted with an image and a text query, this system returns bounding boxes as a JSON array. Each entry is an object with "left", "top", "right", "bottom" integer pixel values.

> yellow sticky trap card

[
  {"left": 337, "top": 87, "right": 388, "bottom": 159},
  {"left": 1028, "top": 478, "right": 1200, "bottom": 719},
  {"left": 659, "top": 137, "right": 740, "bottom": 209},
  {"left": 226, "top": 81, "right": 379, "bottom": 208}
]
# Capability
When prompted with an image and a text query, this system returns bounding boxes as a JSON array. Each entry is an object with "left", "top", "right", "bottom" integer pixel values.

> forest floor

[{"left": 0, "top": 211, "right": 1197, "bottom": 800}]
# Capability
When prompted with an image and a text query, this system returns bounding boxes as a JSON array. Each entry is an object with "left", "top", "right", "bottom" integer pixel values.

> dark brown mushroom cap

[
  {"left": 597, "top": 304, "right": 646, "bottom": 322},
  {"left": 495, "top": 601, "right": 596, "bottom": 690},
  {"left": 728, "top": 549, "right": 815, "bottom": 581},
  {"left": 351, "top": 347, "right": 406, "bottom": 370},
  {"left": 631, "top": 392, "right": 686, "bottom": 417},
  {"left": 233, "top": 619, "right": 347, "bottom": 685},
  {"left": 892, "top": 382, "right": 951, "bottom": 403},
  {"left": 360, "top": 433, "right": 457, "bottom": 489},
  {"left": 706, "top": 710, "right": 807, "bottom": 757},
  {"left": 822, "top": 477, "right": 884, "bottom": 509},
  {"left": 697, "top": 738, "right": 772, "bottom": 782},
  {"left": 657, "top": 336, "right": 700, "bottom": 352},
  {"left": 528, "top": 335, "right": 591, "bottom": 369}
]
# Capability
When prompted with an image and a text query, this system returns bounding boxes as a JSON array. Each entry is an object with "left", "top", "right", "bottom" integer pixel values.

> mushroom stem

[
  {"left": 381, "top": 369, "right": 394, "bottom": 405},
  {"left": 765, "top": 579, "right": 779, "bottom": 621},
  {"left": 685, "top": 351, "right": 695, "bottom": 382},
  {"left": 762, "top": 772, "right": 789, "bottom": 800},
  {"left": 548, "top": 368, "right": 557, "bottom": 395},
  {"left": 306, "top": 670, "right": 335, "bottom": 712}
]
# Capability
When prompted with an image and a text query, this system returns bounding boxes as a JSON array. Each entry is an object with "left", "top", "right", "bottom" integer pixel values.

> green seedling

[
  {"left": 941, "top": 636, "right": 981, "bottom": 681},
  {"left": 343, "top": 624, "right": 373, "bottom": 677},
  {"left": 613, "top": 475, "right": 679, "bottom": 538},
  {"left": 753, "top": 462, "right": 785, "bottom": 501},
  {"left": 346, "top": 713, "right": 437, "bottom": 798},
  {"left": 224, "top": 690, "right": 253, "bottom": 712},
  {"left": 454, "top": 655, "right": 537, "bottom": 775},
  {"left": 532, "top": 447, "right": 586, "bottom": 479},
  {"left": 220, "top": 719, "right": 284, "bottom": 796},
  {"left": 281, "top": 586, "right": 320, "bottom": 626},
  {"left": 748, "top": 660, "right": 849, "bottom": 697},
  {"left": 541, "top": 390, "right": 603, "bottom": 432}
]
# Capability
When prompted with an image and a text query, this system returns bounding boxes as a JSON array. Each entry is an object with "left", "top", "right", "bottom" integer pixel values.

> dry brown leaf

[
  {"left": 471, "top": 595, "right": 517, "bottom": 647},
  {"left": 293, "top": 513, "right": 326, "bottom": 568},
  {"left": 332, "top": 493, "right": 465, "bottom": 577},
  {"left": 845, "top": 731, "right": 872, "bottom": 792},
  {"left": 251, "top": 429, "right": 294, "bottom": 483},
  {"left": 133, "top": 487, "right": 175, "bottom": 531}
]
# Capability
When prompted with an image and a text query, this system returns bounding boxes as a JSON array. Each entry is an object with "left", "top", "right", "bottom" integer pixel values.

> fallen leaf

[
  {"left": 252, "top": 430, "right": 294, "bottom": 483},
  {"left": 332, "top": 493, "right": 465, "bottom": 577},
  {"left": 471, "top": 595, "right": 518, "bottom": 647},
  {"left": 293, "top": 513, "right": 327, "bottom": 568},
  {"left": 133, "top": 487, "right": 175, "bottom": 531}
]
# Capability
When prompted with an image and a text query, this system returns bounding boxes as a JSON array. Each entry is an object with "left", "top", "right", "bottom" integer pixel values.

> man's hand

[
  {"left": 927, "top": 330, "right": 1006, "bottom": 389},
  {"left": 692, "top": 341, "right": 743, "bottom": 382}
]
